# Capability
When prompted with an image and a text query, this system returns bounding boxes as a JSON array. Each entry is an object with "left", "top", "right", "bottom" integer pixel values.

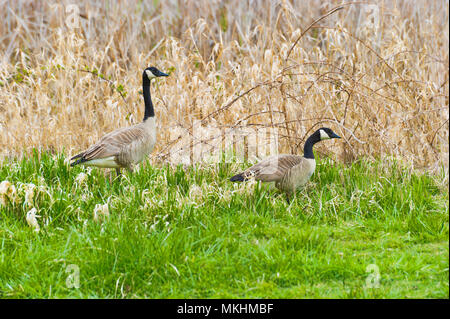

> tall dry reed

[{"left": 0, "top": 0, "right": 448, "bottom": 172}]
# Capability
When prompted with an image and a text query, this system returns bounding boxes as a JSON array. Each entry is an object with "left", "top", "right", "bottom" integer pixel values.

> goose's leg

[
  {"left": 115, "top": 168, "right": 121, "bottom": 181},
  {"left": 286, "top": 193, "right": 291, "bottom": 204}
]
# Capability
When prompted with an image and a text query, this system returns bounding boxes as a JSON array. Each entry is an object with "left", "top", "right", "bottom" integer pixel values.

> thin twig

[{"left": 77, "top": 69, "right": 128, "bottom": 106}]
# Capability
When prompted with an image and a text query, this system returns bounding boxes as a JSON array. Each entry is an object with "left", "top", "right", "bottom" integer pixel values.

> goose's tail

[
  {"left": 69, "top": 153, "right": 86, "bottom": 167},
  {"left": 229, "top": 172, "right": 246, "bottom": 182}
]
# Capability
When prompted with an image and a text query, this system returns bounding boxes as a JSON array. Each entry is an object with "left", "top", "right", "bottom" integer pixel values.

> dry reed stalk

[{"left": 0, "top": 0, "right": 447, "bottom": 174}]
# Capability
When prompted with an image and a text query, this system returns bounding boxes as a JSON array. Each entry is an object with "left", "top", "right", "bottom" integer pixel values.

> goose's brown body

[
  {"left": 230, "top": 154, "right": 316, "bottom": 195},
  {"left": 229, "top": 127, "right": 340, "bottom": 200},
  {"left": 70, "top": 118, "right": 156, "bottom": 171}
]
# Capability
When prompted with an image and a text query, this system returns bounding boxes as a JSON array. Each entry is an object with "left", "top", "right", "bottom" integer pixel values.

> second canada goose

[
  {"left": 70, "top": 67, "right": 169, "bottom": 176},
  {"left": 229, "top": 127, "right": 341, "bottom": 202}
]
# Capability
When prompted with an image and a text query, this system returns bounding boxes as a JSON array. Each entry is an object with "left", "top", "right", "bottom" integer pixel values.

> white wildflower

[
  {"left": 93, "top": 203, "right": 109, "bottom": 222},
  {"left": 75, "top": 172, "right": 88, "bottom": 185},
  {"left": 23, "top": 183, "right": 36, "bottom": 207},
  {"left": 37, "top": 177, "right": 48, "bottom": 193},
  {"left": 0, "top": 180, "right": 17, "bottom": 206},
  {"left": 0, "top": 181, "right": 12, "bottom": 194},
  {"left": 26, "top": 207, "right": 41, "bottom": 232}
]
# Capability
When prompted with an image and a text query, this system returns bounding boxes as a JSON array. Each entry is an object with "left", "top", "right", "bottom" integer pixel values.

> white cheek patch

[
  {"left": 319, "top": 129, "right": 330, "bottom": 140},
  {"left": 145, "top": 70, "right": 156, "bottom": 80}
]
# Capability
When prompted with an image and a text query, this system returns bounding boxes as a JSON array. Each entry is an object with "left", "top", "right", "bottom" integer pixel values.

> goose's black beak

[
  {"left": 330, "top": 132, "right": 341, "bottom": 139},
  {"left": 158, "top": 71, "right": 169, "bottom": 77}
]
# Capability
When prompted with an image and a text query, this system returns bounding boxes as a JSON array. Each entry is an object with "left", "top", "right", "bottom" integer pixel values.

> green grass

[{"left": 0, "top": 151, "right": 448, "bottom": 298}]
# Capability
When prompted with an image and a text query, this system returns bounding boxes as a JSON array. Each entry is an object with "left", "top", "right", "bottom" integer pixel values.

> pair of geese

[{"left": 70, "top": 67, "right": 341, "bottom": 201}]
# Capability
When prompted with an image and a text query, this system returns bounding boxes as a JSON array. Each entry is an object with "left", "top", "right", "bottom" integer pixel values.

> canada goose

[
  {"left": 229, "top": 127, "right": 341, "bottom": 202},
  {"left": 70, "top": 66, "right": 169, "bottom": 176}
]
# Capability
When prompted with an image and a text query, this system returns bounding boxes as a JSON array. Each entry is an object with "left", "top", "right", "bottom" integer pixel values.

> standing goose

[
  {"left": 229, "top": 127, "right": 341, "bottom": 202},
  {"left": 70, "top": 66, "right": 169, "bottom": 175}
]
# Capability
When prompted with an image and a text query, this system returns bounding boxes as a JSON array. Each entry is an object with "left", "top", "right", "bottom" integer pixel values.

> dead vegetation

[{"left": 0, "top": 0, "right": 448, "bottom": 172}]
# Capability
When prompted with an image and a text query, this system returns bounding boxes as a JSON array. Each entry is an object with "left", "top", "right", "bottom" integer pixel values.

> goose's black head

[
  {"left": 143, "top": 66, "right": 169, "bottom": 81},
  {"left": 304, "top": 127, "right": 340, "bottom": 159},
  {"left": 315, "top": 127, "right": 341, "bottom": 141}
]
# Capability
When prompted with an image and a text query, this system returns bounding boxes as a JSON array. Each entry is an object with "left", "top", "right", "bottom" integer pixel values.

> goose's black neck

[
  {"left": 303, "top": 133, "right": 320, "bottom": 159},
  {"left": 142, "top": 75, "right": 154, "bottom": 121}
]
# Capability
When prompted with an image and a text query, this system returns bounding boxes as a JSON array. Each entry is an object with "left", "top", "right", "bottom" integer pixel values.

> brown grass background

[{"left": 0, "top": 0, "right": 448, "bottom": 172}]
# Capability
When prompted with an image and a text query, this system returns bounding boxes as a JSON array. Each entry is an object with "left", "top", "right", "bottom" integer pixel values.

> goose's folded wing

[
  {"left": 76, "top": 125, "right": 146, "bottom": 161},
  {"left": 242, "top": 154, "right": 304, "bottom": 182}
]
